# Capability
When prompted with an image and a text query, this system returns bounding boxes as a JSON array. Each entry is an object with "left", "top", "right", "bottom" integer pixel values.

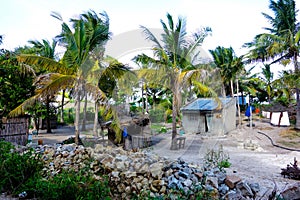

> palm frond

[
  {"left": 18, "top": 54, "right": 74, "bottom": 75},
  {"left": 34, "top": 73, "right": 76, "bottom": 98},
  {"left": 140, "top": 25, "right": 162, "bottom": 49},
  {"left": 8, "top": 94, "right": 40, "bottom": 117}
]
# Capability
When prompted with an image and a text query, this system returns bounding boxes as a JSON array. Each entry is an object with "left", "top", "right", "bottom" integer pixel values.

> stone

[
  {"left": 152, "top": 180, "right": 164, "bottom": 187},
  {"left": 117, "top": 183, "right": 126, "bottom": 193},
  {"left": 249, "top": 182, "right": 260, "bottom": 194},
  {"left": 139, "top": 163, "right": 149, "bottom": 173},
  {"left": 281, "top": 182, "right": 300, "bottom": 200},
  {"left": 164, "top": 168, "right": 173, "bottom": 177},
  {"left": 206, "top": 176, "right": 219, "bottom": 189},
  {"left": 149, "top": 163, "right": 163, "bottom": 178},
  {"left": 168, "top": 176, "right": 179, "bottom": 189},
  {"left": 116, "top": 161, "right": 126, "bottom": 171},
  {"left": 183, "top": 167, "right": 192, "bottom": 175},
  {"left": 194, "top": 172, "right": 203, "bottom": 179},
  {"left": 100, "top": 155, "right": 114, "bottom": 166},
  {"left": 218, "top": 184, "right": 229, "bottom": 196},
  {"left": 236, "top": 181, "right": 254, "bottom": 198},
  {"left": 225, "top": 175, "right": 241, "bottom": 189},
  {"left": 178, "top": 171, "right": 189, "bottom": 179},
  {"left": 125, "top": 186, "right": 131, "bottom": 194},
  {"left": 115, "top": 155, "right": 128, "bottom": 162},
  {"left": 216, "top": 171, "right": 227, "bottom": 184},
  {"left": 183, "top": 179, "right": 193, "bottom": 187},
  {"left": 160, "top": 185, "right": 167, "bottom": 193},
  {"left": 150, "top": 184, "right": 158, "bottom": 193},
  {"left": 124, "top": 170, "right": 136, "bottom": 178},
  {"left": 222, "top": 190, "right": 247, "bottom": 200}
]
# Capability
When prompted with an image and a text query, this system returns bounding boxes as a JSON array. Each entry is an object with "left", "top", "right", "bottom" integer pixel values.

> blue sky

[{"left": 1, "top": 0, "right": 299, "bottom": 74}]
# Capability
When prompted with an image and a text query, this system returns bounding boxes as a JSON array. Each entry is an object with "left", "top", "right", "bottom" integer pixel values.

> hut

[
  {"left": 261, "top": 103, "right": 291, "bottom": 127},
  {"left": 181, "top": 98, "right": 236, "bottom": 135}
]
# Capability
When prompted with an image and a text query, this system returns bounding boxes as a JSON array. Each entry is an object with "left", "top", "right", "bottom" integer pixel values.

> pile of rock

[{"left": 27, "top": 143, "right": 265, "bottom": 199}]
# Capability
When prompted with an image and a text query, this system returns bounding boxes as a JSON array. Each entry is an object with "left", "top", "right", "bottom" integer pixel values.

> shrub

[
  {"left": 203, "top": 145, "right": 231, "bottom": 171},
  {"left": 0, "top": 140, "right": 43, "bottom": 195},
  {"left": 26, "top": 169, "right": 111, "bottom": 200}
]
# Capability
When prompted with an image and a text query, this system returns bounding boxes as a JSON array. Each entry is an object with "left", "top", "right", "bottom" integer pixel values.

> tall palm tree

[
  {"left": 28, "top": 39, "right": 58, "bottom": 133},
  {"left": 209, "top": 46, "right": 244, "bottom": 97},
  {"left": 134, "top": 13, "right": 214, "bottom": 150},
  {"left": 10, "top": 10, "right": 112, "bottom": 144},
  {"left": 260, "top": 64, "right": 274, "bottom": 103},
  {"left": 244, "top": 0, "right": 300, "bottom": 128}
]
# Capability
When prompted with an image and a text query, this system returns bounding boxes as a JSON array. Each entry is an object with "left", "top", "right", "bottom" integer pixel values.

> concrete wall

[{"left": 182, "top": 98, "right": 236, "bottom": 135}]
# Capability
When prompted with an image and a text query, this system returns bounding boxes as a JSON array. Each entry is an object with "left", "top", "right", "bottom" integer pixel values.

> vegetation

[
  {"left": 1, "top": 1, "right": 300, "bottom": 199},
  {"left": 244, "top": 0, "right": 300, "bottom": 128},
  {"left": 203, "top": 145, "right": 231, "bottom": 171},
  {"left": 0, "top": 141, "right": 43, "bottom": 195},
  {"left": 0, "top": 140, "right": 110, "bottom": 199},
  {"left": 134, "top": 13, "right": 216, "bottom": 149}
]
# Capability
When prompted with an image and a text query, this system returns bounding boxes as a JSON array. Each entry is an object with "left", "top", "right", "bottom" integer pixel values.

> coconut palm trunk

[
  {"left": 93, "top": 102, "right": 98, "bottom": 137},
  {"left": 46, "top": 96, "right": 52, "bottom": 133},
  {"left": 294, "top": 54, "right": 300, "bottom": 129},
  {"left": 171, "top": 93, "right": 178, "bottom": 150},
  {"left": 82, "top": 91, "right": 88, "bottom": 131},
  {"left": 236, "top": 77, "right": 241, "bottom": 127},
  {"left": 230, "top": 79, "right": 234, "bottom": 97},
  {"left": 75, "top": 80, "right": 81, "bottom": 144},
  {"left": 60, "top": 90, "right": 65, "bottom": 124}
]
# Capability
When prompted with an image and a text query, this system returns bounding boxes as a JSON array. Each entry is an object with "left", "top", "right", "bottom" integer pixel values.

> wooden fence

[{"left": 0, "top": 116, "right": 30, "bottom": 145}]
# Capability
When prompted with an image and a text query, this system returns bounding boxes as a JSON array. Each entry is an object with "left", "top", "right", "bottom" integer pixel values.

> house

[
  {"left": 261, "top": 103, "right": 291, "bottom": 127},
  {"left": 181, "top": 98, "right": 236, "bottom": 135}
]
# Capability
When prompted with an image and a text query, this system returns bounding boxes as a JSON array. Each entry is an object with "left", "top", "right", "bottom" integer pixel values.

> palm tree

[
  {"left": 134, "top": 13, "right": 214, "bottom": 150},
  {"left": 244, "top": 0, "right": 300, "bottom": 128},
  {"left": 260, "top": 64, "right": 274, "bottom": 103},
  {"left": 28, "top": 39, "right": 58, "bottom": 133},
  {"left": 10, "top": 10, "right": 112, "bottom": 144},
  {"left": 209, "top": 46, "right": 244, "bottom": 97}
]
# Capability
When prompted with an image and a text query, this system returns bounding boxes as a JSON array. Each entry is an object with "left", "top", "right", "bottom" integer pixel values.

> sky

[{"left": 1, "top": 0, "right": 299, "bottom": 75}]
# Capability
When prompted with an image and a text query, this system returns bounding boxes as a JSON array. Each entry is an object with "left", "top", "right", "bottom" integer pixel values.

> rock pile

[{"left": 27, "top": 143, "right": 265, "bottom": 199}]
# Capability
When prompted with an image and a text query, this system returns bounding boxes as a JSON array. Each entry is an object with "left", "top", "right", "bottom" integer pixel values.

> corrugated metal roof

[{"left": 181, "top": 98, "right": 232, "bottom": 111}]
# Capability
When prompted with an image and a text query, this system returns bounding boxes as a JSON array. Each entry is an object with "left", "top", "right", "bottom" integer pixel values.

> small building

[
  {"left": 261, "top": 103, "right": 291, "bottom": 127},
  {"left": 181, "top": 98, "right": 236, "bottom": 135}
]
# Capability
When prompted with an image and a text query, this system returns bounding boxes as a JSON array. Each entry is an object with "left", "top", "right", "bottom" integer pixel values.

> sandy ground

[{"left": 31, "top": 119, "right": 300, "bottom": 198}]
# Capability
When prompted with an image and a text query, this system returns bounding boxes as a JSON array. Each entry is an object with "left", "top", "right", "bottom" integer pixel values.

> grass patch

[
  {"left": 279, "top": 128, "right": 300, "bottom": 140},
  {"left": 276, "top": 128, "right": 300, "bottom": 149},
  {"left": 258, "top": 126, "right": 274, "bottom": 131},
  {"left": 277, "top": 140, "right": 300, "bottom": 148}
]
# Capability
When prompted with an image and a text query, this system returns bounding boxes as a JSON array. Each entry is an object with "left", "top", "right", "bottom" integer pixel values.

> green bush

[
  {"left": 149, "top": 109, "right": 165, "bottom": 123},
  {"left": 203, "top": 145, "right": 231, "bottom": 171},
  {"left": 26, "top": 170, "right": 111, "bottom": 200},
  {"left": 0, "top": 140, "right": 43, "bottom": 194}
]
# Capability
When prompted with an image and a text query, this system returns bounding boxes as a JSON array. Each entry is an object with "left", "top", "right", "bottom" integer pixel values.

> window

[{"left": 189, "top": 114, "right": 198, "bottom": 121}]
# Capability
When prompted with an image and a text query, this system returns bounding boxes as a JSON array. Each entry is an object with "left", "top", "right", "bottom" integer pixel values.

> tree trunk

[
  {"left": 170, "top": 94, "right": 177, "bottom": 150},
  {"left": 93, "top": 102, "right": 98, "bottom": 137},
  {"left": 60, "top": 90, "right": 65, "bottom": 124},
  {"left": 81, "top": 92, "right": 87, "bottom": 131},
  {"left": 145, "top": 84, "right": 148, "bottom": 114},
  {"left": 236, "top": 78, "right": 241, "bottom": 127},
  {"left": 75, "top": 81, "right": 81, "bottom": 145},
  {"left": 230, "top": 79, "right": 234, "bottom": 97},
  {"left": 142, "top": 82, "right": 145, "bottom": 115},
  {"left": 221, "top": 83, "right": 226, "bottom": 97},
  {"left": 46, "top": 96, "right": 52, "bottom": 133},
  {"left": 296, "top": 88, "right": 300, "bottom": 129},
  {"left": 294, "top": 55, "right": 300, "bottom": 129}
]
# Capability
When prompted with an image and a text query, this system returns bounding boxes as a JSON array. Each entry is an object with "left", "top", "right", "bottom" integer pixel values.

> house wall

[
  {"left": 223, "top": 98, "right": 236, "bottom": 134},
  {"left": 182, "top": 111, "right": 203, "bottom": 134},
  {"left": 182, "top": 98, "right": 236, "bottom": 135}
]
